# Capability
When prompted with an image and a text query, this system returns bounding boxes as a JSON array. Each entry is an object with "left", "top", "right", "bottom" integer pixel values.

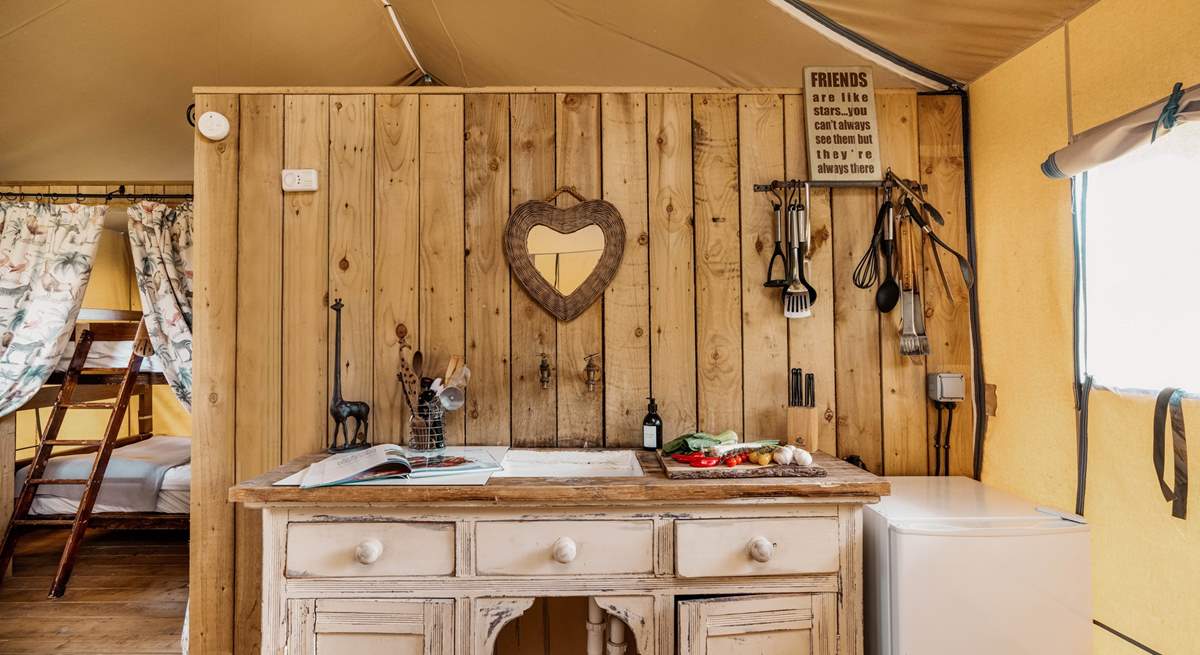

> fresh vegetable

[
  {"left": 709, "top": 440, "right": 779, "bottom": 457},
  {"left": 662, "top": 430, "right": 738, "bottom": 454},
  {"left": 688, "top": 456, "right": 721, "bottom": 468},
  {"left": 793, "top": 447, "right": 814, "bottom": 466},
  {"left": 773, "top": 445, "right": 795, "bottom": 465}
]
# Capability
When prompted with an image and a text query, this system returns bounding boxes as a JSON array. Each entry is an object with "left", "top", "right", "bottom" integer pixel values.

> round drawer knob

[
  {"left": 747, "top": 536, "right": 775, "bottom": 563},
  {"left": 354, "top": 538, "right": 384, "bottom": 565},
  {"left": 552, "top": 537, "right": 577, "bottom": 564}
]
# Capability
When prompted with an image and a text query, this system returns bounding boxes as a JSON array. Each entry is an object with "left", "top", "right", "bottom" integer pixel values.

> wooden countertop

[{"left": 229, "top": 450, "right": 889, "bottom": 505}]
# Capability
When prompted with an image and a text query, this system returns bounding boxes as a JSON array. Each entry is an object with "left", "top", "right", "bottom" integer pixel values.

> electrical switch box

[
  {"left": 927, "top": 373, "right": 966, "bottom": 403},
  {"left": 281, "top": 169, "right": 319, "bottom": 192}
]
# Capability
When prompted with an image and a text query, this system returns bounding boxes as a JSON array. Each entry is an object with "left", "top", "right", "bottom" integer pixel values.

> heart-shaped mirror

[
  {"left": 504, "top": 189, "right": 625, "bottom": 322},
  {"left": 528, "top": 224, "right": 605, "bottom": 296}
]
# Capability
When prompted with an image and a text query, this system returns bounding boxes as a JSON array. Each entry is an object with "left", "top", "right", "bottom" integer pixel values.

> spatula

[{"left": 782, "top": 202, "right": 811, "bottom": 319}]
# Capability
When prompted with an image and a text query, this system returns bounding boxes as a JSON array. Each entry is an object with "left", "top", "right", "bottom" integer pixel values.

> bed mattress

[
  {"left": 56, "top": 340, "right": 164, "bottom": 372},
  {"left": 26, "top": 439, "right": 191, "bottom": 515}
]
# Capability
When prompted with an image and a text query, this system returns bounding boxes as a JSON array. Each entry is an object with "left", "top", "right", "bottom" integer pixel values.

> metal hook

[{"left": 583, "top": 353, "right": 601, "bottom": 392}]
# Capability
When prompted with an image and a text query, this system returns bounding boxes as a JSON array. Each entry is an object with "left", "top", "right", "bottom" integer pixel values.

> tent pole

[{"left": 919, "top": 88, "right": 986, "bottom": 480}]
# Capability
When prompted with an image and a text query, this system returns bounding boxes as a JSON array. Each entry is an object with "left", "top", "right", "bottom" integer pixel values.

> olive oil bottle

[{"left": 642, "top": 397, "right": 663, "bottom": 451}]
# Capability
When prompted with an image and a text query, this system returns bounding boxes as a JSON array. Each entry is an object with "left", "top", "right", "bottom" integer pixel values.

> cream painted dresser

[{"left": 230, "top": 451, "right": 888, "bottom": 655}]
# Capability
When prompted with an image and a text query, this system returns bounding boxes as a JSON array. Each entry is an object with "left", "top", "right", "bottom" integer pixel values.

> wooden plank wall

[{"left": 188, "top": 88, "right": 974, "bottom": 654}]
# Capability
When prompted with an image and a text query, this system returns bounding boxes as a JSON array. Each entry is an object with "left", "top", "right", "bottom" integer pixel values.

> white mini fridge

[{"left": 864, "top": 477, "right": 1092, "bottom": 655}]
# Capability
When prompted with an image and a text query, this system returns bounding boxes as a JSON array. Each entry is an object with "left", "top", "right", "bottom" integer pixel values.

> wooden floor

[{"left": 0, "top": 529, "right": 187, "bottom": 654}]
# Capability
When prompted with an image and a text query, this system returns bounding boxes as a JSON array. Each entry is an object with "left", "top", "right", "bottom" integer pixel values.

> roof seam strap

[
  {"left": 380, "top": 0, "right": 427, "bottom": 76},
  {"left": 544, "top": 0, "right": 737, "bottom": 86},
  {"left": 429, "top": 0, "right": 468, "bottom": 86},
  {"left": 767, "top": 0, "right": 962, "bottom": 91}
]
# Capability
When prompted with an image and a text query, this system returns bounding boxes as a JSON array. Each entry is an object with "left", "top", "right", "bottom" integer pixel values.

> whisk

[{"left": 852, "top": 199, "right": 889, "bottom": 289}]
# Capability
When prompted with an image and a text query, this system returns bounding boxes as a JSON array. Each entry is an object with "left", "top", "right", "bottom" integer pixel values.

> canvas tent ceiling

[{"left": 0, "top": 0, "right": 1095, "bottom": 181}]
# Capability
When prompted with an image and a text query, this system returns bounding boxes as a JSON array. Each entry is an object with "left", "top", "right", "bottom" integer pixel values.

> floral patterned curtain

[
  {"left": 128, "top": 201, "right": 194, "bottom": 411},
  {"left": 0, "top": 202, "right": 105, "bottom": 416}
]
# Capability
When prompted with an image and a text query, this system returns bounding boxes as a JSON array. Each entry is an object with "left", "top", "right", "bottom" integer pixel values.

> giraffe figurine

[{"left": 329, "top": 298, "right": 370, "bottom": 451}]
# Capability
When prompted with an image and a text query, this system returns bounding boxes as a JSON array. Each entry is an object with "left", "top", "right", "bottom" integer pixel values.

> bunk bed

[{"left": 0, "top": 309, "right": 189, "bottom": 598}]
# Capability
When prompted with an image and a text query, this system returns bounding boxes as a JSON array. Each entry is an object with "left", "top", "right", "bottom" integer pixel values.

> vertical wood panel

[
  {"left": 692, "top": 94, "right": 743, "bottom": 437},
  {"left": 554, "top": 93, "right": 603, "bottom": 447},
  {"left": 832, "top": 188, "right": 883, "bottom": 472},
  {"left": 233, "top": 93, "right": 283, "bottom": 655},
  {"left": 784, "top": 94, "right": 837, "bottom": 454},
  {"left": 918, "top": 94, "right": 974, "bottom": 476},
  {"left": 282, "top": 95, "right": 330, "bottom": 458},
  {"left": 508, "top": 94, "right": 558, "bottom": 447},
  {"left": 419, "top": 94, "right": 466, "bottom": 444},
  {"left": 191, "top": 92, "right": 239, "bottom": 655},
  {"left": 648, "top": 93, "right": 698, "bottom": 440},
  {"left": 877, "top": 90, "right": 928, "bottom": 475},
  {"left": 601, "top": 93, "right": 650, "bottom": 447},
  {"left": 329, "top": 95, "right": 375, "bottom": 444},
  {"left": 465, "top": 94, "right": 512, "bottom": 445},
  {"left": 738, "top": 94, "right": 787, "bottom": 441},
  {"left": 374, "top": 95, "right": 421, "bottom": 445}
]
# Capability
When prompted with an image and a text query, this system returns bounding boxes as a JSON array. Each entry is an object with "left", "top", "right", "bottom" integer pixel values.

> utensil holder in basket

[{"left": 408, "top": 400, "right": 446, "bottom": 454}]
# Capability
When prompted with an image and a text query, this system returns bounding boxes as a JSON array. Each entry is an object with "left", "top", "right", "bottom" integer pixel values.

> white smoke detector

[{"left": 197, "top": 111, "right": 230, "bottom": 141}]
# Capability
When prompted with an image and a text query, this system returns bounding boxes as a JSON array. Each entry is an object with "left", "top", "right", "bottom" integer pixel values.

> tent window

[{"left": 1080, "top": 123, "right": 1200, "bottom": 390}]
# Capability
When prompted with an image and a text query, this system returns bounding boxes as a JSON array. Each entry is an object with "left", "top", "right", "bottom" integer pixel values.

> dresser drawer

[
  {"left": 674, "top": 517, "right": 839, "bottom": 577},
  {"left": 475, "top": 520, "right": 654, "bottom": 576},
  {"left": 285, "top": 521, "right": 456, "bottom": 578}
]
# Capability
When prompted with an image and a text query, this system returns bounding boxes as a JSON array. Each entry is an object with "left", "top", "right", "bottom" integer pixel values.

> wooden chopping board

[{"left": 656, "top": 451, "right": 827, "bottom": 479}]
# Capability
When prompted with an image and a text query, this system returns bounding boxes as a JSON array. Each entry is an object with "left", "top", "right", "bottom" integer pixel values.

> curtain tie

[
  {"left": 1151, "top": 82, "right": 1184, "bottom": 143},
  {"left": 1153, "top": 387, "right": 1188, "bottom": 520}
]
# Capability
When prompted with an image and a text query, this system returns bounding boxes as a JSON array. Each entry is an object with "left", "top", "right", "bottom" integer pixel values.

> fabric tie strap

[
  {"left": 1153, "top": 387, "right": 1188, "bottom": 520},
  {"left": 1151, "top": 82, "right": 1184, "bottom": 143}
]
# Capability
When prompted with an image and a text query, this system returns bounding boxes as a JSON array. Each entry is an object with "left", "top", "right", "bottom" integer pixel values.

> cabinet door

[
  {"left": 287, "top": 598, "right": 453, "bottom": 655},
  {"left": 677, "top": 594, "right": 837, "bottom": 655}
]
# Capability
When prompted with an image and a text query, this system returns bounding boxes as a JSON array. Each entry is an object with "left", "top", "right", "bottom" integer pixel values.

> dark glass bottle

[{"left": 642, "top": 397, "right": 663, "bottom": 451}]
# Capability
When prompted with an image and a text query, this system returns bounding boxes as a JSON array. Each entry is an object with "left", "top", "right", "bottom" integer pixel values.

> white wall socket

[{"left": 281, "top": 169, "right": 319, "bottom": 192}]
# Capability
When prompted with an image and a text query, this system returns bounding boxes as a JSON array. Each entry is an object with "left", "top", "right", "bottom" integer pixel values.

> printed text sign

[{"left": 804, "top": 66, "right": 882, "bottom": 182}]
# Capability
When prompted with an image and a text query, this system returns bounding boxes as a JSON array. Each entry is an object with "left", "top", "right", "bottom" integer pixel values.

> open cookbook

[{"left": 299, "top": 444, "right": 502, "bottom": 488}]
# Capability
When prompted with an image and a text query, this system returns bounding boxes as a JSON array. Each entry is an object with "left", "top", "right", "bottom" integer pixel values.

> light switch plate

[{"left": 281, "top": 169, "right": 319, "bottom": 192}]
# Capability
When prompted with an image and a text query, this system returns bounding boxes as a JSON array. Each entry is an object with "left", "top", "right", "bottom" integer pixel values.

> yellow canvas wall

[{"left": 971, "top": 0, "right": 1200, "bottom": 652}]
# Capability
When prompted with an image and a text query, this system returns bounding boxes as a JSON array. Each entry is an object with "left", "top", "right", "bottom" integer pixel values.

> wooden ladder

[{"left": 0, "top": 320, "right": 150, "bottom": 598}]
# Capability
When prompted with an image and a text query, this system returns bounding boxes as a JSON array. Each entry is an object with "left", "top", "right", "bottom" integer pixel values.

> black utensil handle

[
  {"left": 796, "top": 243, "right": 818, "bottom": 304},
  {"left": 923, "top": 202, "right": 946, "bottom": 226}
]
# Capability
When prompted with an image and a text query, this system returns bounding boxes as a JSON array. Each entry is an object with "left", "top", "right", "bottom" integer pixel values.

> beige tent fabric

[
  {"left": 0, "top": 0, "right": 1103, "bottom": 181},
  {"left": 1041, "top": 83, "right": 1200, "bottom": 178},
  {"left": 805, "top": 0, "right": 1097, "bottom": 83}
]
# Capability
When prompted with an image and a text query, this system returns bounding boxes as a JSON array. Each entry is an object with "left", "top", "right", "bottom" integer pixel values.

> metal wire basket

[{"left": 407, "top": 400, "right": 446, "bottom": 454}]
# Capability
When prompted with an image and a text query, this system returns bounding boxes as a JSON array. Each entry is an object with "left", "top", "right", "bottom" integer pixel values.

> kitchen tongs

[{"left": 888, "top": 173, "right": 975, "bottom": 291}]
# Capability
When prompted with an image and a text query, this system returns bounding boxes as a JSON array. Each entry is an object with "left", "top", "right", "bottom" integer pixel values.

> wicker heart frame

[{"left": 504, "top": 187, "right": 625, "bottom": 322}]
